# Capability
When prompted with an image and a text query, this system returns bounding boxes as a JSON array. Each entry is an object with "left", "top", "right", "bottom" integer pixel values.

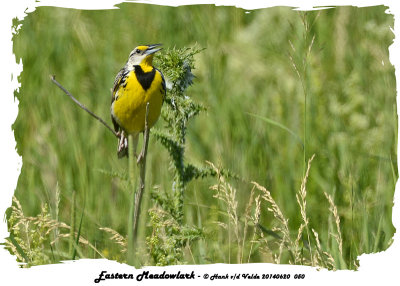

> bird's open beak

[{"left": 145, "top": 44, "right": 162, "bottom": 55}]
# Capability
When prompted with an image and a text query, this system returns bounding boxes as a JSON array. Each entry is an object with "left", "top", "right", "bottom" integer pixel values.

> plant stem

[
  {"left": 50, "top": 75, "right": 118, "bottom": 138},
  {"left": 127, "top": 103, "right": 150, "bottom": 267},
  {"left": 127, "top": 139, "right": 136, "bottom": 265},
  {"left": 134, "top": 104, "right": 150, "bottom": 244}
]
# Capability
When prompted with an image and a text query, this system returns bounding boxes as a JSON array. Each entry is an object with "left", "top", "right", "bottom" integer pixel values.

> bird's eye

[{"left": 135, "top": 49, "right": 141, "bottom": 54}]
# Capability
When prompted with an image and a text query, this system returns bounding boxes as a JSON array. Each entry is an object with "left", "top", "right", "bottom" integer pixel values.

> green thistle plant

[{"left": 145, "top": 46, "right": 214, "bottom": 264}]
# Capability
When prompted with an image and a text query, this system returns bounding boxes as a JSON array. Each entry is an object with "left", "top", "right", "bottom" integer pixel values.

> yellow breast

[{"left": 112, "top": 68, "right": 164, "bottom": 135}]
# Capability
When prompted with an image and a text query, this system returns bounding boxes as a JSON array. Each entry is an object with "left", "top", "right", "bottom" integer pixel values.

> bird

[{"left": 111, "top": 44, "right": 165, "bottom": 158}]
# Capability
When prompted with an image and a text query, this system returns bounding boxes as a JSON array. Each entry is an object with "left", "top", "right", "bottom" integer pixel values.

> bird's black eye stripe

[{"left": 130, "top": 49, "right": 141, "bottom": 57}]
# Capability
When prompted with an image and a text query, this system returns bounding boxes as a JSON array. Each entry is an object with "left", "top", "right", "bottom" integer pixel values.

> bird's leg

[
  {"left": 122, "top": 133, "right": 128, "bottom": 151},
  {"left": 117, "top": 130, "right": 129, "bottom": 155},
  {"left": 136, "top": 132, "right": 146, "bottom": 164}
]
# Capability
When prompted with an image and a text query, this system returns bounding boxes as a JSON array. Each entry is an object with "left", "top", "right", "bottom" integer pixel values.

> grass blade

[
  {"left": 8, "top": 233, "right": 30, "bottom": 264},
  {"left": 72, "top": 198, "right": 86, "bottom": 260},
  {"left": 246, "top": 112, "right": 304, "bottom": 149},
  {"left": 389, "top": 154, "right": 397, "bottom": 186}
]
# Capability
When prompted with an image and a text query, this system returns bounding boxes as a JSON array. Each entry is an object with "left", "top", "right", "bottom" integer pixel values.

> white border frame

[{"left": 1, "top": 1, "right": 398, "bottom": 285}]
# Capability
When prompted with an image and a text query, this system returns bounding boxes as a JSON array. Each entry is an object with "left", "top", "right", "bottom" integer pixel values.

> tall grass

[{"left": 6, "top": 5, "right": 397, "bottom": 269}]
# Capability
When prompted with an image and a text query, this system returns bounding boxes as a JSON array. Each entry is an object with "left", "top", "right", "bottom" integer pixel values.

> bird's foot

[{"left": 117, "top": 132, "right": 129, "bottom": 158}]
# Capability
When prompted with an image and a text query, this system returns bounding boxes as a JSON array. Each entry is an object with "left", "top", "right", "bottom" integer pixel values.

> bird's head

[{"left": 126, "top": 44, "right": 162, "bottom": 69}]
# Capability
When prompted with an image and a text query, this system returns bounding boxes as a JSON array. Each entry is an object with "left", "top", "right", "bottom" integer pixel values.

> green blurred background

[{"left": 11, "top": 4, "right": 397, "bottom": 267}]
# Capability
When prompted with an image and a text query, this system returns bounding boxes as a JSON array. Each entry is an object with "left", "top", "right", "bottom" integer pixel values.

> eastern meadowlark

[{"left": 111, "top": 44, "right": 165, "bottom": 158}]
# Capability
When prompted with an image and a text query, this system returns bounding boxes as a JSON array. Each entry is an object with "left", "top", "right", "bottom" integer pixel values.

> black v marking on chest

[{"left": 133, "top": 65, "right": 156, "bottom": 91}]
